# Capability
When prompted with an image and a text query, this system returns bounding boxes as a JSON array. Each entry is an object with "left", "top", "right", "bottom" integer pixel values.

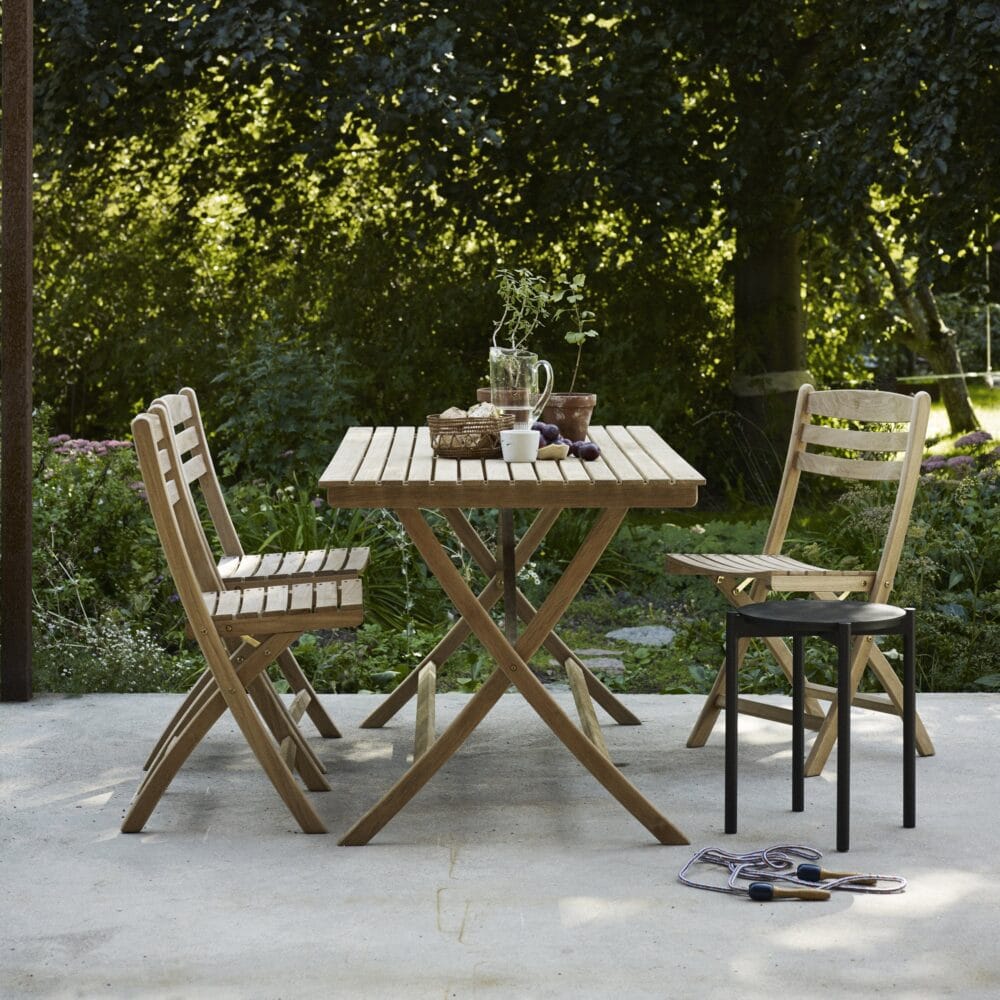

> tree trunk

[
  {"left": 867, "top": 225, "right": 980, "bottom": 434},
  {"left": 914, "top": 284, "right": 980, "bottom": 432},
  {"left": 730, "top": 202, "right": 809, "bottom": 484},
  {"left": 728, "top": 58, "right": 810, "bottom": 487}
]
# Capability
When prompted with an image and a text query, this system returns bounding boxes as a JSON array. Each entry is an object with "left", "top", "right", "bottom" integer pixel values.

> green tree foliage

[
  {"left": 28, "top": 1, "right": 999, "bottom": 457},
  {"left": 800, "top": 0, "right": 1000, "bottom": 431}
]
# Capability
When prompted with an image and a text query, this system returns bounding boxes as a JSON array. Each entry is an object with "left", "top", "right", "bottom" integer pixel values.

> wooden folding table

[{"left": 320, "top": 424, "right": 705, "bottom": 845}]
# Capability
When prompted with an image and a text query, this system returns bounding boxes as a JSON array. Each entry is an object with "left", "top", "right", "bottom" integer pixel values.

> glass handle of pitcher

[{"left": 533, "top": 360, "right": 554, "bottom": 421}]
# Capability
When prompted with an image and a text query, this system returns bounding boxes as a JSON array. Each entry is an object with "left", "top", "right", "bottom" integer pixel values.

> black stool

[{"left": 724, "top": 600, "right": 916, "bottom": 852}]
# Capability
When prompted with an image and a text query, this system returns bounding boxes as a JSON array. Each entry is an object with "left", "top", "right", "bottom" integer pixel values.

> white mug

[{"left": 500, "top": 428, "right": 540, "bottom": 463}]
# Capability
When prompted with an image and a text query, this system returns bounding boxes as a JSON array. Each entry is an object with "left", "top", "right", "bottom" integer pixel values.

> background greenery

[
  {"left": 29, "top": 406, "right": 1000, "bottom": 695},
  {"left": 8, "top": 1, "right": 1000, "bottom": 692}
]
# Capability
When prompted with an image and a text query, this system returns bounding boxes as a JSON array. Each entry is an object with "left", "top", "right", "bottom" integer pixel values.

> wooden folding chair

[
  {"left": 122, "top": 409, "right": 363, "bottom": 834},
  {"left": 145, "top": 388, "right": 368, "bottom": 747},
  {"left": 667, "top": 384, "right": 935, "bottom": 776}
]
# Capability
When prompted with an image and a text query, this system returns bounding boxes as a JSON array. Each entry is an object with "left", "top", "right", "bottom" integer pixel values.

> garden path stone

[{"left": 605, "top": 625, "right": 676, "bottom": 647}]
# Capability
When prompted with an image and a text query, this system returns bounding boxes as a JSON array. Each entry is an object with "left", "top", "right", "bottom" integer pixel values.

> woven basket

[{"left": 427, "top": 413, "right": 514, "bottom": 458}]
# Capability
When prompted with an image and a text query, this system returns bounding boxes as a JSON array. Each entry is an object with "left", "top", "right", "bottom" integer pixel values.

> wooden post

[{"left": 1, "top": 0, "right": 35, "bottom": 701}]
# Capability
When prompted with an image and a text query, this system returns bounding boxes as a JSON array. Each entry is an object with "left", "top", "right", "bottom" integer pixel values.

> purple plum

[{"left": 578, "top": 441, "right": 601, "bottom": 461}]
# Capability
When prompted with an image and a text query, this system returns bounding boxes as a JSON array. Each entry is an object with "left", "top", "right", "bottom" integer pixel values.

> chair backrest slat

[
  {"left": 148, "top": 400, "right": 225, "bottom": 592},
  {"left": 150, "top": 388, "right": 245, "bottom": 558},
  {"left": 806, "top": 389, "right": 916, "bottom": 422},
  {"left": 762, "top": 383, "right": 930, "bottom": 602},
  {"left": 174, "top": 425, "right": 200, "bottom": 456},
  {"left": 183, "top": 453, "right": 209, "bottom": 485},
  {"left": 153, "top": 391, "right": 194, "bottom": 425},
  {"left": 132, "top": 412, "right": 220, "bottom": 628},
  {"left": 796, "top": 451, "right": 903, "bottom": 482},
  {"left": 800, "top": 423, "right": 911, "bottom": 452}
]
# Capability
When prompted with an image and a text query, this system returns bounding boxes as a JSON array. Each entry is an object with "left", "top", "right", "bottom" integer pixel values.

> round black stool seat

[{"left": 738, "top": 600, "right": 908, "bottom": 634}]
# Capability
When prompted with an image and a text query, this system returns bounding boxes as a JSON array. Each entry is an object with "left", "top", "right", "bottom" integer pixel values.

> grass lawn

[{"left": 925, "top": 379, "right": 1000, "bottom": 448}]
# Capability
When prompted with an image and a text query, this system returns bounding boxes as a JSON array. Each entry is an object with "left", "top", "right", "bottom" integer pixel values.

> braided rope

[{"left": 679, "top": 845, "right": 907, "bottom": 896}]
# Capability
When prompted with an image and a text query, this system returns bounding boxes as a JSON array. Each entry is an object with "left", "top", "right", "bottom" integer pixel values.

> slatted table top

[{"left": 320, "top": 425, "right": 705, "bottom": 509}]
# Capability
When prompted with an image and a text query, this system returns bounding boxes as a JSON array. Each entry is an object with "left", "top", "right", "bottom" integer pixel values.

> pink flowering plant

[{"left": 921, "top": 429, "right": 997, "bottom": 478}]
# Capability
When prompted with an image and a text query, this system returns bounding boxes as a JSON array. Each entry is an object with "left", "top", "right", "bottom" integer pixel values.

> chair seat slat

[
  {"left": 257, "top": 553, "right": 284, "bottom": 578},
  {"left": 289, "top": 583, "right": 313, "bottom": 612},
  {"left": 238, "top": 588, "right": 266, "bottom": 616},
  {"left": 278, "top": 551, "right": 306, "bottom": 576},
  {"left": 338, "top": 578, "right": 364, "bottom": 611},
  {"left": 314, "top": 581, "right": 342, "bottom": 609},
  {"left": 300, "top": 549, "right": 329, "bottom": 574},
  {"left": 265, "top": 586, "right": 288, "bottom": 614},
  {"left": 214, "top": 589, "right": 242, "bottom": 618}
]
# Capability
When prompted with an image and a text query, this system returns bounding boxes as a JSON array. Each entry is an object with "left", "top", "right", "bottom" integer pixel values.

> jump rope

[{"left": 678, "top": 845, "right": 907, "bottom": 901}]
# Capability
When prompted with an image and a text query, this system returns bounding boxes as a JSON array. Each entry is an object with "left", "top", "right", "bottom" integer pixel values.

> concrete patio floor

[{"left": 2, "top": 691, "right": 999, "bottom": 999}]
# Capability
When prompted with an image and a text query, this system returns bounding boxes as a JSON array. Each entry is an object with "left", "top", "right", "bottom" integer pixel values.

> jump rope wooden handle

[
  {"left": 748, "top": 882, "right": 830, "bottom": 901},
  {"left": 797, "top": 863, "right": 878, "bottom": 886}
]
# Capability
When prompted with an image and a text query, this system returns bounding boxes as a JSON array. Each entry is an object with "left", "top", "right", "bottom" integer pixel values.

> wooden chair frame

[
  {"left": 143, "top": 388, "right": 368, "bottom": 752},
  {"left": 122, "top": 409, "right": 363, "bottom": 834},
  {"left": 668, "top": 384, "right": 935, "bottom": 776}
]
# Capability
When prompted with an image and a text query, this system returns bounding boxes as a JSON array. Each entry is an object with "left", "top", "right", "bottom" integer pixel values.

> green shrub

[
  {"left": 788, "top": 448, "right": 1000, "bottom": 690},
  {"left": 30, "top": 411, "right": 193, "bottom": 692},
  {"left": 212, "top": 313, "right": 358, "bottom": 482}
]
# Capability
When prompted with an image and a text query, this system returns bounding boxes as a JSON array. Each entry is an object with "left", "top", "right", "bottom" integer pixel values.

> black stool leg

[
  {"left": 792, "top": 633, "right": 805, "bottom": 813},
  {"left": 903, "top": 608, "right": 916, "bottom": 829},
  {"left": 836, "top": 622, "right": 852, "bottom": 852},
  {"left": 725, "top": 611, "right": 740, "bottom": 834}
]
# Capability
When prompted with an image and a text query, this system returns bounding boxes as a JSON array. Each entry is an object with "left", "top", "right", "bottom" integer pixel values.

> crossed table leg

[
  {"left": 340, "top": 506, "right": 688, "bottom": 846},
  {"left": 359, "top": 507, "right": 641, "bottom": 730}
]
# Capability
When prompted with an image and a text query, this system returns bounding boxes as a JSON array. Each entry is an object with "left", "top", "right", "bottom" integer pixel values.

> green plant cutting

[
  {"left": 550, "top": 272, "right": 600, "bottom": 393},
  {"left": 492, "top": 266, "right": 551, "bottom": 351}
]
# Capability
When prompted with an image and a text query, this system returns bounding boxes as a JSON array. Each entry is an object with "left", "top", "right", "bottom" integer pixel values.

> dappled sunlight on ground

[{"left": 557, "top": 894, "right": 656, "bottom": 929}]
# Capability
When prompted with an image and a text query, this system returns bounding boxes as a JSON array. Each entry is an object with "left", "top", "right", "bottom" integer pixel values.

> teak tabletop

[
  {"left": 319, "top": 424, "right": 704, "bottom": 509},
  {"left": 320, "top": 424, "right": 705, "bottom": 846}
]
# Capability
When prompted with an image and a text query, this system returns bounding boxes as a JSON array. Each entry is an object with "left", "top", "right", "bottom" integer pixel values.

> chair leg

[
  {"left": 806, "top": 639, "right": 935, "bottom": 776},
  {"left": 691, "top": 631, "right": 756, "bottom": 749},
  {"left": 123, "top": 688, "right": 229, "bottom": 833},
  {"left": 143, "top": 668, "right": 213, "bottom": 770},
  {"left": 836, "top": 623, "right": 852, "bottom": 853},
  {"left": 792, "top": 634, "right": 805, "bottom": 813},
  {"left": 210, "top": 640, "right": 327, "bottom": 834},
  {"left": 724, "top": 611, "right": 739, "bottom": 834},
  {"left": 124, "top": 638, "right": 326, "bottom": 834},
  {"left": 277, "top": 647, "right": 342, "bottom": 739},
  {"left": 144, "top": 672, "right": 218, "bottom": 777},
  {"left": 903, "top": 609, "right": 916, "bottom": 829},
  {"left": 247, "top": 676, "right": 330, "bottom": 792}
]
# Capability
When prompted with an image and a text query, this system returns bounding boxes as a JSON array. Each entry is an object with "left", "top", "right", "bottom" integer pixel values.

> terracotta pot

[{"left": 541, "top": 393, "right": 597, "bottom": 443}]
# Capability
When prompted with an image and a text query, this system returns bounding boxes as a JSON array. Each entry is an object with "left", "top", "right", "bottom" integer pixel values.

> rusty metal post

[{"left": 1, "top": 0, "right": 35, "bottom": 701}]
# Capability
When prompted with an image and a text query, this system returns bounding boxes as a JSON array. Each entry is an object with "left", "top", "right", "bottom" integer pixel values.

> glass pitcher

[{"left": 489, "top": 347, "right": 554, "bottom": 428}]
